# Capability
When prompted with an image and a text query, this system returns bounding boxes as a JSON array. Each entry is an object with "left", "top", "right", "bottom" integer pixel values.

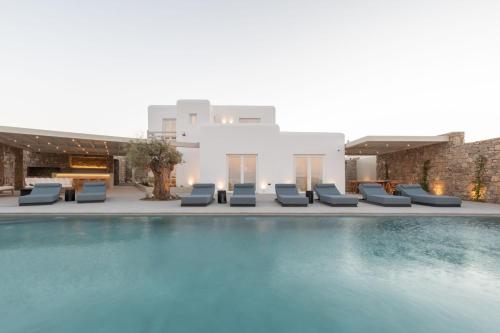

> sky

[{"left": 1, "top": 0, "right": 499, "bottom": 142}]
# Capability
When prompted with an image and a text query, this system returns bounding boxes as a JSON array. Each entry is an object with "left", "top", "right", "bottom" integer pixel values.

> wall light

[
  {"left": 188, "top": 179, "right": 194, "bottom": 186},
  {"left": 228, "top": 118, "right": 234, "bottom": 124},
  {"left": 432, "top": 182, "right": 444, "bottom": 196},
  {"left": 222, "top": 118, "right": 227, "bottom": 124}
]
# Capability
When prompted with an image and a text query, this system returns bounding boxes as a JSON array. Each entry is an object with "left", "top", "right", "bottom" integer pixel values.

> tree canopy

[{"left": 127, "top": 138, "right": 183, "bottom": 200}]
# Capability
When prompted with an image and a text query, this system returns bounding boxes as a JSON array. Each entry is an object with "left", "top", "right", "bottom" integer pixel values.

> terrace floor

[{"left": 1, "top": 185, "right": 499, "bottom": 217}]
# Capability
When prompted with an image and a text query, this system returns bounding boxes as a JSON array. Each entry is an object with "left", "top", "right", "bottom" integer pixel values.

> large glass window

[
  {"left": 227, "top": 154, "right": 257, "bottom": 191},
  {"left": 294, "top": 155, "right": 324, "bottom": 191}
]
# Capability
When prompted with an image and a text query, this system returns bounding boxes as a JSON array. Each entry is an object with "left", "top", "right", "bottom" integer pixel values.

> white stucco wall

[
  {"left": 147, "top": 100, "right": 346, "bottom": 192},
  {"left": 211, "top": 106, "right": 275, "bottom": 124},
  {"left": 199, "top": 126, "right": 345, "bottom": 193},
  {"left": 147, "top": 105, "right": 176, "bottom": 133}
]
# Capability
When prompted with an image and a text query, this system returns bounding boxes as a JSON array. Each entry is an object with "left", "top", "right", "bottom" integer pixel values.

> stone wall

[
  {"left": 377, "top": 132, "right": 500, "bottom": 203},
  {"left": 0, "top": 143, "right": 23, "bottom": 188},
  {"left": 0, "top": 144, "right": 4, "bottom": 185},
  {"left": 24, "top": 151, "right": 70, "bottom": 170},
  {"left": 345, "top": 158, "right": 358, "bottom": 192}
]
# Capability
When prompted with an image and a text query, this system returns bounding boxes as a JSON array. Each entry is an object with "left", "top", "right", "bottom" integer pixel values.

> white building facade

[{"left": 148, "top": 100, "right": 345, "bottom": 194}]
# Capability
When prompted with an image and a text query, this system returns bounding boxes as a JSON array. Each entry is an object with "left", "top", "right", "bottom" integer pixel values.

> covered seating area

[
  {"left": 345, "top": 134, "right": 450, "bottom": 194},
  {"left": 0, "top": 126, "right": 132, "bottom": 191}
]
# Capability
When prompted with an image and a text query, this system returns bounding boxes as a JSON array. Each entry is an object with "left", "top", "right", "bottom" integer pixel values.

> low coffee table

[
  {"left": 305, "top": 190, "right": 314, "bottom": 204},
  {"left": 217, "top": 190, "right": 227, "bottom": 204},
  {"left": 65, "top": 188, "right": 76, "bottom": 202}
]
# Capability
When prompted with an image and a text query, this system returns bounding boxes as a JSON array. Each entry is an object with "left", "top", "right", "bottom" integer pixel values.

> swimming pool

[{"left": 1, "top": 215, "right": 499, "bottom": 332}]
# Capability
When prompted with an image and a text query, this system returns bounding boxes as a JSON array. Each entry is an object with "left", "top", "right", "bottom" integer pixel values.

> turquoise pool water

[{"left": 1, "top": 216, "right": 500, "bottom": 333}]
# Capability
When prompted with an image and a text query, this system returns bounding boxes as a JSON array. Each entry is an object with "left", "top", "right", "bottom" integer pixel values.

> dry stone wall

[
  {"left": 345, "top": 158, "right": 358, "bottom": 192},
  {"left": 377, "top": 132, "right": 500, "bottom": 203}
]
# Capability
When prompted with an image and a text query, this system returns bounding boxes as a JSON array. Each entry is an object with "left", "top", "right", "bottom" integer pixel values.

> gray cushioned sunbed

[
  {"left": 230, "top": 183, "right": 256, "bottom": 207},
  {"left": 77, "top": 182, "right": 107, "bottom": 203},
  {"left": 358, "top": 183, "right": 411, "bottom": 207},
  {"left": 275, "top": 184, "right": 309, "bottom": 207},
  {"left": 396, "top": 184, "right": 461, "bottom": 207},
  {"left": 18, "top": 183, "right": 61, "bottom": 206},
  {"left": 181, "top": 183, "right": 215, "bottom": 207},
  {"left": 314, "top": 183, "right": 358, "bottom": 207}
]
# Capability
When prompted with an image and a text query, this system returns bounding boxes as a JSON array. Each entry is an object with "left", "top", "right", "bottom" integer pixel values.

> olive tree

[{"left": 127, "top": 138, "right": 182, "bottom": 200}]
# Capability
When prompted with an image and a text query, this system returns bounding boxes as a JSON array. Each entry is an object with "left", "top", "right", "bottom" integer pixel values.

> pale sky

[{"left": 1, "top": 0, "right": 499, "bottom": 142}]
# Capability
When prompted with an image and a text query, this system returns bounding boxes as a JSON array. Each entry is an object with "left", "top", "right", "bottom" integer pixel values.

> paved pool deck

[{"left": 1, "top": 185, "right": 499, "bottom": 217}]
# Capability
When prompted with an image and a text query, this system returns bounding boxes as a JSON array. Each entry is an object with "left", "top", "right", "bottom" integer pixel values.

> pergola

[
  {"left": 0, "top": 126, "right": 199, "bottom": 156},
  {"left": 345, "top": 135, "right": 449, "bottom": 156}
]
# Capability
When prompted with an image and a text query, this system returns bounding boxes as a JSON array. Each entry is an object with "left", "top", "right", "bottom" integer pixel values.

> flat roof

[
  {"left": 345, "top": 135, "right": 449, "bottom": 155},
  {"left": 0, "top": 126, "right": 198, "bottom": 156}
]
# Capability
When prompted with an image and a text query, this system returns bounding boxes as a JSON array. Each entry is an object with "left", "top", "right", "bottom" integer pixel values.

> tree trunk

[{"left": 152, "top": 167, "right": 171, "bottom": 200}]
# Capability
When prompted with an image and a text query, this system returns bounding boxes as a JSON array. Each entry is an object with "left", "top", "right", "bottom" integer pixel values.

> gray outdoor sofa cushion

[
  {"left": 77, "top": 181, "right": 107, "bottom": 203},
  {"left": 358, "top": 183, "right": 411, "bottom": 207},
  {"left": 396, "top": 184, "right": 462, "bottom": 207},
  {"left": 314, "top": 183, "right": 358, "bottom": 206},
  {"left": 181, "top": 183, "right": 215, "bottom": 206},
  {"left": 18, "top": 183, "right": 61, "bottom": 206},
  {"left": 275, "top": 184, "right": 309, "bottom": 206},
  {"left": 230, "top": 183, "right": 256, "bottom": 207}
]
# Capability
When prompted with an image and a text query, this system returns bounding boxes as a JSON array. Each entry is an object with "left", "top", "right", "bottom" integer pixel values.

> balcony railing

[{"left": 147, "top": 131, "right": 176, "bottom": 140}]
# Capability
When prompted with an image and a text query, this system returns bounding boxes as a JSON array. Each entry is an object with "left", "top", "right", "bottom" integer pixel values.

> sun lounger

[
  {"left": 181, "top": 183, "right": 215, "bottom": 207},
  {"left": 275, "top": 184, "right": 309, "bottom": 207},
  {"left": 0, "top": 185, "right": 14, "bottom": 196},
  {"left": 18, "top": 183, "right": 61, "bottom": 206},
  {"left": 358, "top": 183, "right": 411, "bottom": 207},
  {"left": 76, "top": 181, "right": 107, "bottom": 203},
  {"left": 314, "top": 183, "right": 358, "bottom": 207},
  {"left": 230, "top": 183, "right": 256, "bottom": 207},
  {"left": 396, "top": 184, "right": 461, "bottom": 207}
]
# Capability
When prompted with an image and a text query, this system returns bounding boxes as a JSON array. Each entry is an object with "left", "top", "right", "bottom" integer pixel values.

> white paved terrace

[{"left": 0, "top": 185, "right": 499, "bottom": 217}]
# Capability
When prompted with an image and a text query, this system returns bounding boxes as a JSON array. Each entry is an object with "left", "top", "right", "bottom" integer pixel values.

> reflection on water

[{"left": 0, "top": 215, "right": 499, "bottom": 333}]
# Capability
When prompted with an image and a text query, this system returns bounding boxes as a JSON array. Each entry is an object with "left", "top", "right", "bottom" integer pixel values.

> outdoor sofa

[
  {"left": 358, "top": 183, "right": 411, "bottom": 207},
  {"left": 396, "top": 184, "right": 462, "bottom": 207},
  {"left": 314, "top": 183, "right": 358, "bottom": 207},
  {"left": 275, "top": 184, "right": 309, "bottom": 207},
  {"left": 230, "top": 183, "right": 256, "bottom": 207},
  {"left": 76, "top": 181, "right": 107, "bottom": 203},
  {"left": 18, "top": 183, "right": 61, "bottom": 206},
  {"left": 181, "top": 183, "right": 215, "bottom": 207}
]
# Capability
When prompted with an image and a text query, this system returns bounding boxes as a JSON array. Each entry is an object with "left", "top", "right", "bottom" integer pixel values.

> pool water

[{"left": 1, "top": 216, "right": 500, "bottom": 333}]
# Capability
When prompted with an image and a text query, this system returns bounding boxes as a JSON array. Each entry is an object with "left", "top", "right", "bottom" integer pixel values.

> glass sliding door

[
  {"left": 294, "top": 155, "right": 324, "bottom": 191},
  {"left": 227, "top": 154, "right": 257, "bottom": 191},
  {"left": 227, "top": 155, "right": 241, "bottom": 191},
  {"left": 310, "top": 156, "right": 323, "bottom": 190},
  {"left": 243, "top": 155, "right": 256, "bottom": 185},
  {"left": 295, "top": 156, "right": 308, "bottom": 192}
]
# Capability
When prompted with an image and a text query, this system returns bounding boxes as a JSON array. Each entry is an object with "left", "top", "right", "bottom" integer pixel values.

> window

[
  {"left": 227, "top": 154, "right": 257, "bottom": 191},
  {"left": 189, "top": 113, "right": 197, "bottom": 125},
  {"left": 294, "top": 155, "right": 324, "bottom": 191},
  {"left": 239, "top": 117, "right": 261, "bottom": 123},
  {"left": 162, "top": 118, "right": 176, "bottom": 139}
]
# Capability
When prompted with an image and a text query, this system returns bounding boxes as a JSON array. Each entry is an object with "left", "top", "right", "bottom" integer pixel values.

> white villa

[{"left": 148, "top": 100, "right": 346, "bottom": 194}]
